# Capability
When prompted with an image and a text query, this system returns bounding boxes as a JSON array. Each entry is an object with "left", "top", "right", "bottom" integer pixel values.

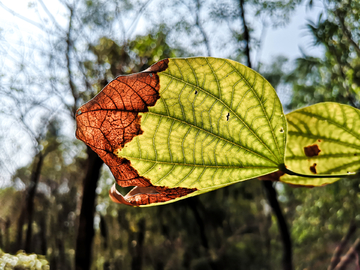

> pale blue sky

[{"left": 261, "top": 3, "right": 324, "bottom": 64}]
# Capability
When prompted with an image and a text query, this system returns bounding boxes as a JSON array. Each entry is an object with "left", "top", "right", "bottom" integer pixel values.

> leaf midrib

[
  {"left": 117, "top": 154, "right": 278, "bottom": 169},
  {"left": 145, "top": 111, "right": 278, "bottom": 165}
]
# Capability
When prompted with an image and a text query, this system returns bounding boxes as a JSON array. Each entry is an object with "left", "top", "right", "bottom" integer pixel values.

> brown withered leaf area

[
  {"left": 75, "top": 59, "right": 196, "bottom": 206},
  {"left": 304, "top": 144, "right": 321, "bottom": 157}
]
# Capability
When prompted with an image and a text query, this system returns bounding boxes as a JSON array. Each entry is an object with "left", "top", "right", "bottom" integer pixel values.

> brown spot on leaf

[
  {"left": 226, "top": 112, "right": 230, "bottom": 121},
  {"left": 310, "top": 163, "right": 317, "bottom": 174},
  {"left": 76, "top": 59, "right": 196, "bottom": 206},
  {"left": 304, "top": 144, "right": 321, "bottom": 157}
]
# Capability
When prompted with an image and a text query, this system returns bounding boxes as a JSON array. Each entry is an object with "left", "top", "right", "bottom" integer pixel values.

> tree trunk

[
  {"left": 131, "top": 218, "right": 145, "bottom": 270},
  {"left": 0, "top": 220, "right": 3, "bottom": 250},
  {"left": 75, "top": 147, "right": 104, "bottom": 270},
  {"left": 263, "top": 181, "right": 292, "bottom": 270},
  {"left": 4, "top": 219, "right": 10, "bottom": 252},
  {"left": 14, "top": 209, "right": 25, "bottom": 253},
  {"left": 24, "top": 153, "right": 44, "bottom": 253},
  {"left": 239, "top": 0, "right": 251, "bottom": 69},
  {"left": 39, "top": 213, "right": 47, "bottom": 255},
  {"left": 187, "top": 197, "right": 217, "bottom": 270}
]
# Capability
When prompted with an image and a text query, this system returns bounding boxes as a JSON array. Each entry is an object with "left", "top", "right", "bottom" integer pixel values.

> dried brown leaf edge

[{"left": 75, "top": 59, "right": 196, "bottom": 206}]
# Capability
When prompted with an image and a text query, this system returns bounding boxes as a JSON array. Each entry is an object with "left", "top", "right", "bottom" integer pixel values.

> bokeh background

[{"left": 0, "top": 0, "right": 360, "bottom": 269}]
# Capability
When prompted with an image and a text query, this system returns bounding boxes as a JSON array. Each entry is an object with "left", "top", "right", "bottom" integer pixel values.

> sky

[
  {"left": 0, "top": 0, "right": 325, "bottom": 187},
  {"left": 261, "top": 3, "right": 324, "bottom": 64}
]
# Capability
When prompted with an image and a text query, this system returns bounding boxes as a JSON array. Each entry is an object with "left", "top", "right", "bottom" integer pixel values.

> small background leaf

[
  {"left": 281, "top": 102, "right": 360, "bottom": 186},
  {"left": 117, "top": 57, "right": 287, "bottom": 202}
]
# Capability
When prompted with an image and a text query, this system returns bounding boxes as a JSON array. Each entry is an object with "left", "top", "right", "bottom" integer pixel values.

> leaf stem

[{"left": 279, "top": 164, "right": 356, "bottom": 179}]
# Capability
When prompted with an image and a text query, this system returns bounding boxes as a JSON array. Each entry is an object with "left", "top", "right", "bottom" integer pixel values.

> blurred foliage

[
  {"left": 283, "top": 178, "right": 360, "bottom": 269},
  {"left": 210, "top": 0, "right": 302, "bottom": 27},
  {"left": 83, "top": 27, "right": 180, "bottom": 88},
  {"left": 0, "top": 249, "right": 49, "bottom": 270},
  {"left": 286, "top": 0, "right": 360, "bottom": 110},
  {"left": 259, "top": 55, "right": 289, "bottom": 90}
]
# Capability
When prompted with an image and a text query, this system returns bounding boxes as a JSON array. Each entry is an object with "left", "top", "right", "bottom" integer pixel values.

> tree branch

[
  {"left": 334, "top": 238, "right": 360, "bottom": 270},
  {"left": 24, "top": 152, "right": 44, "bottom": 253},
  {"left": 328, "top": 222, "right": 357, "bottom": 270},
  {"left": 126, "top": 0, "right": 153, "bottom": 38},
  {"left": 37, "top": 0, "right": 65, "bottom": 34},
  {"left": 0, "top": 1, "right": 54, "bottom": 35}
]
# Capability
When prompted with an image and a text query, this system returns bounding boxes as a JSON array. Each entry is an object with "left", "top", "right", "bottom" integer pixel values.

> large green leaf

[
  {"left": 280, "top": 102, "right": 360, "bottom": 186},
  {"left": 115, "top": 57, "right": 287, "bottom": 205}
]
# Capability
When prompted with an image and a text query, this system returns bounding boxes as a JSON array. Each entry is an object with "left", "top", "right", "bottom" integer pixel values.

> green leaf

[
  {"left": 116, "top": 57, "right": 286, "bottom": 205},
  {"left": 281, "top": 102, "right": 360, "bottom": 186}
]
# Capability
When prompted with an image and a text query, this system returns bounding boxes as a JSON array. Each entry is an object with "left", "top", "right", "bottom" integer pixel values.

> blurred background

[{"left": 0, "top": 0, "right": 360, "bottom": 269}]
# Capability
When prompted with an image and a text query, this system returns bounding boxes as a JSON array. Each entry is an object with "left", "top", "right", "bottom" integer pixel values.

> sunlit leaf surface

[
  {"left": 76, "top": 57, "right": 286, "bottom": 206},
  {"left": 280, "top": 102, "right": 360, "bottom": 186}
]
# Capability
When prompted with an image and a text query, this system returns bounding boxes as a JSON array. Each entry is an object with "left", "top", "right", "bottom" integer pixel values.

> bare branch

[
  {"left": 0, "top": 1, "right": 54, "bottom": 35},
  {"left": 328, "top": 222, "right": 357, "bottom": 270},
  {"left": 179, "top": 0, "right": 211, "bottom": 56},
  {"left": 334, "top": 238, "right": 360, "bottom": 270},
  {"left": 115, "top": 7, "right": 127, "bottom": 42},
  {"left": 65, "top": 5, "right": 78, "bottom": 118},
  {"left": 37, "top": 0, "right": 65, "bottom": 34},
  {"left": 126, "top": 0, "right": 154, "bottom": 38}
]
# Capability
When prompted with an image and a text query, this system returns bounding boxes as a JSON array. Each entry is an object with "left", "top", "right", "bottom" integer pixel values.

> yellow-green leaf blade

[
  {"left": 117, "top": 57, "right": 286, "bottom": 198},
  {"left": 281, "top": 102, "right": 360, "bottom": 186}
]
